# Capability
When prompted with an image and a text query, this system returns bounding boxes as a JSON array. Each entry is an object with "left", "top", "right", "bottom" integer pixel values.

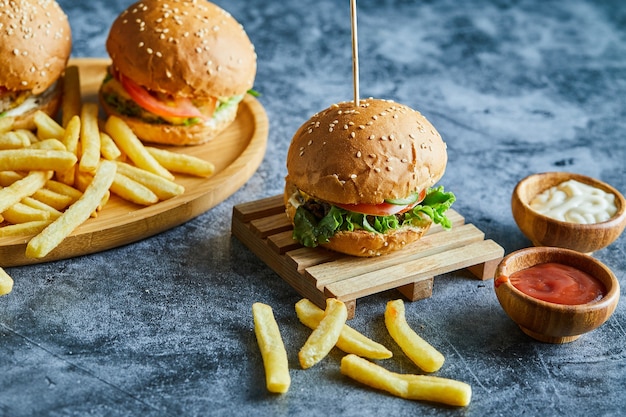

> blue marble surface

[{"left": 2, "top": 0, "right": 626, "bottom": 416}]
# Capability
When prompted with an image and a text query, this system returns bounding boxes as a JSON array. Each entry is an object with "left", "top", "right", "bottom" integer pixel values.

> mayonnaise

[{"left": 529, "top": 179, "right": 617, "bottom": 224}]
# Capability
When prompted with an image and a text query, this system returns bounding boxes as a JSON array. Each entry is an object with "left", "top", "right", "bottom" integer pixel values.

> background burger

[
  {"left": 284, "top": 98, "right": 455, "bottom": 257},
  {"left": 0, "top": 0, "right": 71, "bottom": 130},
  {"left": 99, "top": 0, "right": 257, "bottom": 146}
]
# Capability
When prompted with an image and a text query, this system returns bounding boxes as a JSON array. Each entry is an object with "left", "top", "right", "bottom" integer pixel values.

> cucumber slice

[{"left": 384, "top": 192, "right": 419, "bottom": 205}]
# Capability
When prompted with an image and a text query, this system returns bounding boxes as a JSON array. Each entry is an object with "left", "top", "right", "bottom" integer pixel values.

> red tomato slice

[
  {"left": 118, "top": 72, "right": 214, "bottom": 121},
  {"left": 334, "top": 201, "right": 418, "bottom": 216},
  {"left": 334, "top": 189, "right": 425, "bottom": 216}
]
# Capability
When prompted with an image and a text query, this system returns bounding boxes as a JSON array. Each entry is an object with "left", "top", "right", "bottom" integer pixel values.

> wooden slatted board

[{"left": 231, "top": 195, "right": 504, "bottom": 318}]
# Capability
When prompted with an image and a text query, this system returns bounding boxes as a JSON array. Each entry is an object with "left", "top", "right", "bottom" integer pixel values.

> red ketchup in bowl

[{"left": 508, "top": 263, "right": 606, "bottom": 305}]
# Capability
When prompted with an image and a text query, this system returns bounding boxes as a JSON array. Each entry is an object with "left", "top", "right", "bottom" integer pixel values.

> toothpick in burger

[
  {"left": 0, "top": 0, "right": 72, "bottom": 130},
  {"left": 99, "top": 0, "right": 257, "bottom": 145},
  {"left": 285, "top": 98, "right": 456, "bottom": 257}
]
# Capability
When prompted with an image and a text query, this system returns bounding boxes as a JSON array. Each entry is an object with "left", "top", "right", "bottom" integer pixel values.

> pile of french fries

[
  {"left": 253, "top": 298, "right": 472, "bottom": 407},
  {"left": 0, "top": 65, "right": 216, "bottom": 294}
]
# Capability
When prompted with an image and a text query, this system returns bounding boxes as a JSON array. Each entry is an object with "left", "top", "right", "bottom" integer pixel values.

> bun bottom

[
  {"left": 11, "top": 83, "right": 63, "bottom": 131},
  {"left": 98, "top": 91, "right": 239, "bottom": 146},
  {"left": 284, "top": 185, "right": 431, "bottom": 257}
]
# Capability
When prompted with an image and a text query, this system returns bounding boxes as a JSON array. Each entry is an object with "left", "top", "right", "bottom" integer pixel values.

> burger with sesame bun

[
  {"left": 0, "top": 0, "right": 71, "bottom": 130},
  {"left": 99, "top": 0, "right": 257, "bottom": 146},
  {"left": 284, "top": 98, "right": 456, "bottom": 257}
]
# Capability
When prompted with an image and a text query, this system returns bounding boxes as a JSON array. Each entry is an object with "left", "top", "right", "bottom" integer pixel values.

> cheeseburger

[
  {"left": 285, "top": 98, "right": 455, "bottom": 257},
  {"left": 0, "top": 0, "right": 72, "bottom": 130},
  {"left": 99, "top": 0, "right": 257, "bottom": 145}
]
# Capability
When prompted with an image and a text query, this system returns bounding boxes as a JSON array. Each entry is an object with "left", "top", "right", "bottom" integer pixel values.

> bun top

[
  {"left": 286, "top": 98, "right": 448, "bottom": 205},
  {"left": 106, "top": 0, "right": 256, "bottom": 99},
  {"left": 0, "top": 0, "right": 71, "bottom": 94}
]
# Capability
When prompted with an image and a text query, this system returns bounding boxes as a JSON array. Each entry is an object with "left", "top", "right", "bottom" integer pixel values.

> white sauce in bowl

[{"left": 529, "top": 179, "right": 617, "bottom": 224}]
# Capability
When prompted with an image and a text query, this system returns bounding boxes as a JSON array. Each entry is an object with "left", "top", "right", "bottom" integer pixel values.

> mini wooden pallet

[{"left": 232, "top": 195, "right": 504, "bottom": 318}]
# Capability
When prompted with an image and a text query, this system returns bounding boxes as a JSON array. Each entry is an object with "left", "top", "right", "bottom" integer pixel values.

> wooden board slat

[{"left": 232, "top": 196, "right": 504, "bottom": 318}]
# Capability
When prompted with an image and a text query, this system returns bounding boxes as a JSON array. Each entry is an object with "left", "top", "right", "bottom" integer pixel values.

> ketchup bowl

[
  {"left": 494, "top": 247, "right": 620, "bottom": 344},
  {"left": 512, "top": 172, "right": 626, "bottom": 253}
]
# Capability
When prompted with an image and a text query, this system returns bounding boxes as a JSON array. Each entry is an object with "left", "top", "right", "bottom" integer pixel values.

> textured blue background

[{"left": 1, "top": 1, "right": 625, "bottom": 416}]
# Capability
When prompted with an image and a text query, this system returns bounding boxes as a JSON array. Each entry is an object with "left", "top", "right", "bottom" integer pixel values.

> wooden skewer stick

[{"left": 350, "top": 0, "right": 359, "bottom": 106}]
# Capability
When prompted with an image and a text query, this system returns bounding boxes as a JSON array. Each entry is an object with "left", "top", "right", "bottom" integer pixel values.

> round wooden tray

[{"left": 0, "top": 58, "right": 269, "bottom": 267}]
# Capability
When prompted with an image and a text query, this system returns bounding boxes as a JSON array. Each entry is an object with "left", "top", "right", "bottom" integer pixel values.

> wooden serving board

[
  {"left": 232, "top": 195, "right": 505, "bottom": 318},
  {"left": 0, "top": 58, "right": 268, "bottom": 267}
]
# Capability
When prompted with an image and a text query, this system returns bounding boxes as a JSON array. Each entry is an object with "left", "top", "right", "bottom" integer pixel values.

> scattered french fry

[
  {"left": 298, "top": 298, "right": 348, "bottom": 369},
  {"left": 0, "top": 267, "right": 14, "bottom": 296},
  {"left": 252, "top": 302, "right": 291, "bottom": 394},
  {"left": 25, "top": 160, "right": 117, "bottom": 259},
  {"left": 0, "top": 149, "right": 76, "bottom": 172},
  {"left": 62, "top": 65, "right": 82, "bottom": 128},
  {"left": 384, "top": 299, "right": 445, "bottom": 373},
  {"left": 0, "top": 171, "right": 51, "bottom": 214},
  {"left": 105, "top": 116, "right": 174, "bottom": 180},
  {"left": 31, "top": 188, "right": 74, "bottom": 211},
  {"left": 29, "top": 138, "right": 66, "bottom": 151},
  {"left": 78, "top": 103, "right": 101, "bottom": 174},
  {"left": 295, "top": 298, "right": 392, "bottom": 360},
  {"left": 146, "top": 146, "right": 215, "bottom": 177},
  {"left": 340, "top": 354, "right": 471, "bottom": 407}
]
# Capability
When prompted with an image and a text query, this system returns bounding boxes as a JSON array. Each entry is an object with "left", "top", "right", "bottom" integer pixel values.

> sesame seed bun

[
  {"left": 286, "top": 98, "right": 448, "bottom": 205},
  {"left": 105, "top": 0, "right": 256, "bottom": 100},
  {"left": 0, "top": 0, "right": 71, "bottom": 95}
]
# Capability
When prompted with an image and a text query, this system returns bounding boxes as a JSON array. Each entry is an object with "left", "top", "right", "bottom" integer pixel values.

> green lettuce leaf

[{"left": 292, "top": 186, "right": 456, "bottom": 248}]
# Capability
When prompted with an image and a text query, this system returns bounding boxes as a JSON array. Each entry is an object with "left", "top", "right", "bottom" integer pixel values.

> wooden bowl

[
  {"left": 512, "top": 172, "right": 626, "bottom": 253},
  {"left": 494, "top": 247, "right": 620, "bottom": 343}
]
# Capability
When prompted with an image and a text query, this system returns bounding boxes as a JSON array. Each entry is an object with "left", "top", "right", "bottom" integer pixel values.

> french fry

[
  {"left": 78, "top": 103, "right": 101, "bottom": 174},
  {"left": 0, "top": 149, "right": 76, "bottom": 172},
  {"left": 105, "top": 116, "right": 174, "bottom": 180},
  {"left": 0, "top": 116, "right": 15, "bottom": 134},
  {"left": 14, "top": 129, "right": 38, "bottom": 145},
  {"left": 62, "top": 65, "right": 82, "bottom": 128},
  {"left": 100, "top": 132, "right": 122, "bottom": 161},
  {"left": 115, "top": 161, "right": 184, "bottom": 200},
  {"left": 298, "top": 298, "right": 348, "bottom": 369},
  {"left": 45, "top": 180, "right": 83, "bottom": 204},
  {"left": 340, "top": 354, "right": 471, "bottom": 407},
  {"left": 20, "top": 197, "right": 63, "bottom": 220},
  {"left": 0, "top": 171, "right": 23, "bottom": 187},
  {"left": 0, "top": 131, "right": 30, "bottom": 149},
  {"left": 0, "top": 220, "right": 52, "bottom": 238},
  {"left": 110, "top": 172, "right": 159, "bottom": 206},
  {"left": 384, "top": 299, "right": 445, "bottom": 373},
  {"left": 33, "top": 110, "right": 65, "bottom": 140},
  {"left": 57, "top": 115, "right": 81, "bottom": 185},
  {"left": 0, "top": 171, "right": 51, "bottom": 214},
  {"left": 25, "top": 160, "right": 117, "bottom": 258},
  {"left": 28, "top": 138, "right": 66, "bottom": 151},
  {"left": 0, "top": 267, "right": 13, "bottom": 296},
  {"left": 31, "top": 188, "right": 74, "bottom": 211},
  {"left": 295, "top": 299, "right": 392, "bottom": 360},
  {"left": 252, "top": 302, "right": 291, "bottom": 394},
  {"left": 146, "top": 146, "right": 215, "bottom": 177},
  {"left": 1, "top": 203, "right": 50, "bottom": 224}
]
